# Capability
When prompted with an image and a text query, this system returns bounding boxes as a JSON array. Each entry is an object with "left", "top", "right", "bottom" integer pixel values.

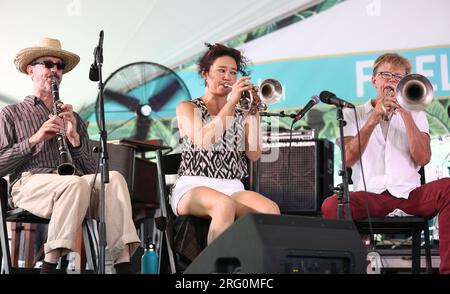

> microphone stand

[
  {"left": 93, "top": 30, "right": 109, "bottom": 274},
  {"left": 260, "top": 110, "right": 296, "bottom": 118},
  {"left": 335, "top": 106, "right": 352, "bottom": 220}
]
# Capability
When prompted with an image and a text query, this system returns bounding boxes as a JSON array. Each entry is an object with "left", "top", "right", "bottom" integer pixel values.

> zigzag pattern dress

[{"left": 169, "top": 98, "right": 249, "bottom": 215}]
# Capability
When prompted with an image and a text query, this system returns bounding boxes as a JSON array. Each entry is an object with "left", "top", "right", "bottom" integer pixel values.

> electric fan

[
  {"left": 94, "top": 61, "right": 191, "bottom": 147},
  {"left": 0, "top": 92, "right": 16, "bottom": 107}
]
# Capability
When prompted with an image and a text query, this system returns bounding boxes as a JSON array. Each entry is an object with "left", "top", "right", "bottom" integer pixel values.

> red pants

[{"left": 321, "top": 178, "right": 450, "bottom": 274}]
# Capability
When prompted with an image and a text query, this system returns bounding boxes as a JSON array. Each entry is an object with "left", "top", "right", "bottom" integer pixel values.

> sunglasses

[{"left": 31, "top": 60, "right": 67, "bottom": 70}]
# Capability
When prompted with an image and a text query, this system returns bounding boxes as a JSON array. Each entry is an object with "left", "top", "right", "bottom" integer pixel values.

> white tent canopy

[
  {"left": 242, "top": 0, "right": 450, "bottom": 62},
  {"left": 0, "top": 0, "right": 317, "bottom": 109}
]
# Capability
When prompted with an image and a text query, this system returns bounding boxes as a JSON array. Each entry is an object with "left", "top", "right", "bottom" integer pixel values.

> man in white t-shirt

[{"left": 321, "top": 53, "right": 450, "bottom": 274}]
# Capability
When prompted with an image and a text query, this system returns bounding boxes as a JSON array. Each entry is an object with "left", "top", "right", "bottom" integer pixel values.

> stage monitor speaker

[
  {"left": 254, "top": 139, "right": 334, "bottom": 215},
  {"left": 184, "top": 214, "right": 366, "bottom": 274}
]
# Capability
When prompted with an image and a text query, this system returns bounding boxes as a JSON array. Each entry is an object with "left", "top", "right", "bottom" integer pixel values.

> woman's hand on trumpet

[
  {"left": 247, "top": 87, "right": 261, "bottom": 115},
  {"left": 224, "top": 77, "right": 280, "bottom": 115},
  {"left": 224, "top": 76, "right": 253, "bottom": 105}
]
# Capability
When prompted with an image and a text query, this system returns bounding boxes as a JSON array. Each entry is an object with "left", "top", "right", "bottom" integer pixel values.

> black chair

[
  {"left": 351, "top": 167, "right": 433, "bottom": 274},
  {"left": 0, "top": 178, "right": 97, "bottom": 274},
  {"left": 154, "top": 150, "right": 210, "bottom": 274}
]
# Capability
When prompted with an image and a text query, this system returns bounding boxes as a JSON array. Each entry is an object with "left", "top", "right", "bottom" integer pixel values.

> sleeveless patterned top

[{"left": 177, "top": 98, "right": 248, "bottom": 180}]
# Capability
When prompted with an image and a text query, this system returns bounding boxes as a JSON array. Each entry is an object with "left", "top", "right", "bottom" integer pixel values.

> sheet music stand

[{"left": 119, "top": 138, "right": 171, "bottom": 158}]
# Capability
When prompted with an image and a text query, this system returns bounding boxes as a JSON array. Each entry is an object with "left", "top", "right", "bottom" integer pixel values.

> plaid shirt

[{"left": 0, "top": 95, "right": 96, "bottom": 189}]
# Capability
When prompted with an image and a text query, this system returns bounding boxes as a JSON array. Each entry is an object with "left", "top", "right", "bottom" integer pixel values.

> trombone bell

[{"left": 396, "top": 73, "right": 434, "bottom": 112}]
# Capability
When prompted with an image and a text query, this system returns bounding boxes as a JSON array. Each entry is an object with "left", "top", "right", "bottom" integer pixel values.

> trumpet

[
  {"left": 224, "top": 78, "right": 282, "bottom": 113},
  {"left": 381, "top": 73, "right": 434, "bottom": 121},
  {"left": 51, "top": 76, "right": 76, "bottom": 176}
]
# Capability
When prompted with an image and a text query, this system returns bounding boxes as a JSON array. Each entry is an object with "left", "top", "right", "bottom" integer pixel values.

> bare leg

[
  {"left": 44, "top": 249, "right": 62, "bottom": 263},
  {"left": 177, "top": 187, "right": 237, "bottom": 244},
  {"left": 176, "top": 188, "right": 280, "bottom": 244},
  {"left": 231, "top": 191, "right": 280, "bottom": 217}
]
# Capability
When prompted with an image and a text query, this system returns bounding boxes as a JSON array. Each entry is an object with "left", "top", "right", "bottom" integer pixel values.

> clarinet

[{"left": 51, "top": 76, "right": 76, "bottom": 176}]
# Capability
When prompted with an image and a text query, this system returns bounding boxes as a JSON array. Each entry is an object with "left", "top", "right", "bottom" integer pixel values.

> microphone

[
  {"left": 292, "top": 95, "right": 320, "bottom": 124},
  {"left": 319, "top": 91, "right": 355, "bottom": 108},
  {"left": 89, "top": 30, "right": 104, "bottom": 81},
  {"left": 89, "top": 64, "right": 99, "bottom": 82}
]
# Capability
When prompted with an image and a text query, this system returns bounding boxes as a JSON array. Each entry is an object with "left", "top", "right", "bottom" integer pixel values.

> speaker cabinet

[
  {"left": 184, "top": 214, "right": 367, "bottom": 274},
  {"left": 253, "top": 139, "right": 334, "bottom": 215}
]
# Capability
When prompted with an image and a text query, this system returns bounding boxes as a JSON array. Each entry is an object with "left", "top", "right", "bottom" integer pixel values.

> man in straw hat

[{"left": 0, "top": 37, "right": 140, "bottom": 274}]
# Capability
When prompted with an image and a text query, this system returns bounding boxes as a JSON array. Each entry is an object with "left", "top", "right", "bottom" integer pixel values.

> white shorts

[{"left": 170, "top": 176, "right": 245, "bottom": 216}]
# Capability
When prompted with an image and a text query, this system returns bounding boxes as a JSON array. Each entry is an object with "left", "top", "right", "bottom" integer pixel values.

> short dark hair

[{"left": 198, "top": 43, "right": 249, "bottom": 77}]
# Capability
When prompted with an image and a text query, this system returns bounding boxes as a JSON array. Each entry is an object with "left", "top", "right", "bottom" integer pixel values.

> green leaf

[
  {"left": 319, "top": 120, "right": 338, "bottom": 139},
  {"left": 227, "top": 35, "right": 247, "bottom": 48},
  {"left": 425, "top": 99, "right": 450, "bottom": 137},
  {"left": 318, "top": 108, "right": 338, "bottom": 139}
]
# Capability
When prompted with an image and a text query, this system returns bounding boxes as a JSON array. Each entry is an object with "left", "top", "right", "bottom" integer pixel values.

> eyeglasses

[
  {"left": 376, "top": 71, "right": 405, "bottom": 81},
  {"left": 31, "top": 60, "right": 66, "bottom": 70}
]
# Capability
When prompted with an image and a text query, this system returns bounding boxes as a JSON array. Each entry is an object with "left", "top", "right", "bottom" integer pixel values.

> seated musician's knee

[
  {"left": 321, "top": 195, "right": 338, "bottom": 219},
  {"left": 210, "top": 197, "right": 237, "bottom": 219},
  {"left": 109, "top": 170, "right": 126, "bottom": 184},
  {"left": 67, "top": 176, "right": 90, "bottom": 197},
  {"left": 261, "top": 199, "right": 280, "bottom": 215}
]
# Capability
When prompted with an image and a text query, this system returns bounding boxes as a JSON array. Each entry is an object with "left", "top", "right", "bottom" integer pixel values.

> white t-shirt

[{"left": 343, "top": 100, "right": 429, "bottom": 199}]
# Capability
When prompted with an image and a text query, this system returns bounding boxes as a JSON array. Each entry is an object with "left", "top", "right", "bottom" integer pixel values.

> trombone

[{"left": 381, "top": 73, "right": 434, "bottom": 121}]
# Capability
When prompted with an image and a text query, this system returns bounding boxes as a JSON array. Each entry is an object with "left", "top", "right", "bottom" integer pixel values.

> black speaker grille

[{"left": 257, "top": 140, "right": 333, "bottom": 214}]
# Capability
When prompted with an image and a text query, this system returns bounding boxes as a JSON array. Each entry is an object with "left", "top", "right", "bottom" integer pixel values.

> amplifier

[
  {"left": 252, "top": 139, "right": 334, "bottom": 215},
  {"left": 262, "top": 130, "right": 314, "bottom": 142}
]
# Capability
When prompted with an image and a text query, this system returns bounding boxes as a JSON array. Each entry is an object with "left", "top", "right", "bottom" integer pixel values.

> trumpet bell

[
  {"left": 259, "top": 78, "right": 283, "bottom": 105},
  {"left": 396, "top": 73, "right": 434, "bottom": 112}
]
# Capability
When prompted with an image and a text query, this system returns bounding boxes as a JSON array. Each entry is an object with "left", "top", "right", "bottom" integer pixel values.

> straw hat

[{"left": 14, "top": 37, "right": 80, "bottom": 74}]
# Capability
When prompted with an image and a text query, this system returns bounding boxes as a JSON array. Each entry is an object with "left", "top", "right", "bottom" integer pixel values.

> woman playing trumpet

[{"left": 172, "top": 43, "right": 280, "bottom": 244}]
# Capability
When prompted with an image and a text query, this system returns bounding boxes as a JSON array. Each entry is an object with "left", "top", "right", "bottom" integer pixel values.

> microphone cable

[
  {"left": 352, "top": 108, "right": 385, "bottom": 270},
  {"left": 84, "top": 141, "right": 102, "bottom": 260},
  {"left": 285, "top": 119, "right": 297, "bottom": 208}
]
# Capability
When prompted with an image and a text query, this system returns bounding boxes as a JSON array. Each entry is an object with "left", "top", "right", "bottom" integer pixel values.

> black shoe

[
  {"left": 40, "top": 261, "right": 58, "bottom": 274},
  {"left": 114, "top": 262, "right": 134, "bottom": 274}
]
